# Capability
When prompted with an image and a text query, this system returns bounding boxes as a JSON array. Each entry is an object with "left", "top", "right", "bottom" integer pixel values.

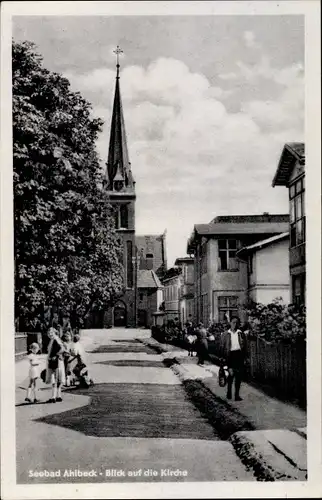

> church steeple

[{"left": 106, "top": 46, "right": 134, "bottom": 192}]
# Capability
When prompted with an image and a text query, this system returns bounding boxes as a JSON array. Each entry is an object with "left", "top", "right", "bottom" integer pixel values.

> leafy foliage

[
  {"left": 13, "top": 40, "right": 124, "bottom": 331},
  {"left": 242, "top": 298, "right": 306, "bottom": 344}
]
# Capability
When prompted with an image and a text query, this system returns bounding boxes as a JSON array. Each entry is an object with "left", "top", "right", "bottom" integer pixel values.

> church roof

[
  {"left": 137, "top": 270, "right": 163, "bottom": 289},
  {"left": 106, "top": 59, "right": 134, "bottom": 190}
]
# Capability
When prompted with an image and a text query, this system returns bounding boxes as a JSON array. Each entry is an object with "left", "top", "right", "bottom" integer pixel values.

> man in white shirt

[{"left": 221, "top": 316, "right": 247, "bottom": 401}]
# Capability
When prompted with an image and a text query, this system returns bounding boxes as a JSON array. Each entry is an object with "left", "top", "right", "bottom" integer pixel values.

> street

[{"left": 16, "top": 328, "right": 254, "bottom": 483}]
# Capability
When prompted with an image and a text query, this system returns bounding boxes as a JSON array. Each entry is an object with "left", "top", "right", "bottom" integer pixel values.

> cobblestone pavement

[{"left": 15, "top": 328, "right": 254, "bottom": 484}]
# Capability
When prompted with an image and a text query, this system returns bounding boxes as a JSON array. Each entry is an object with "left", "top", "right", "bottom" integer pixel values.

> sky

[{"left": 13, "top": 15, "right": 304, "bottom": 267}]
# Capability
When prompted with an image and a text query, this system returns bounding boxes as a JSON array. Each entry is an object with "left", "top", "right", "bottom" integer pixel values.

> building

[
  {"left": 136, "top": 232, "right": 167, "bottom": 278},
  {"left": 102, "top": 50, "right": 167, "bottom": 328},
  {"left": 187, "top": 214, "right": 289, "bottom": 325},
  {"left": 162, "top": 267, "right": 182, "bottom": 322},
  {"left": 103, "top": 50, "right": 136, "bottom": 328},
  {"left": 236, "top": 232, "right": 290, "bottom": 305},
  {"left": 175, "top": 257, "right": 194, "bottom": 324},
  {"left": 137, "top": 270, "right": 164, "bottom": 328},
  {"left": 272, "top": 143, "right": 306, "bottom": 305}
]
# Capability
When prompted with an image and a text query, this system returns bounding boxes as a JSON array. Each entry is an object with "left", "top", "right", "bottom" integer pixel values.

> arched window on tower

[
  {"left": 146, "top": 253, "right": 154, "bottom": 270},
  {"left": 120, "top": 205, "right": 129, "bottom": 229}
]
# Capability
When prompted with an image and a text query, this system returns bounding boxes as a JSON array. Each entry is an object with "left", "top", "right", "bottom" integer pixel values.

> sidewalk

[{"left": 141, "top": 336, "right": 307, "bottom": 481}]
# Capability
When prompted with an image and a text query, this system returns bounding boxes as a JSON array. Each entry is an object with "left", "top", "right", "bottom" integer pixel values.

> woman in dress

[{"left": 46, "top": 327, "right": 66, "bottom": 403}]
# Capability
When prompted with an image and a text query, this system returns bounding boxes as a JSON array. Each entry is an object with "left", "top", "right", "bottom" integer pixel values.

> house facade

[
  {"left": 187, "top": 214, "right": 289, "bottom": 325},
  {"left": 272, "top": 142, "right": 306, "bottom": 306},
  {"left": 175, "top": 257, "right": 195, "bottom": 324},
  {"left": 136, "top": 233, "right": 167, "bottom": 278},
  {"left": 137, "top": 270, "right": 163, "bottom": 328},
  {"left": 236, "top": 232, "right": 290, "bottom": 305},
  {"left": 162, "top": 268, "right": 182, "bottom": 322}
]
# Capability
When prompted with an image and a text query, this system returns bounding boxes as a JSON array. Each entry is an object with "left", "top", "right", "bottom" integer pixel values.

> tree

[
  {"left": 242, "top": 298, "right": 306, "bottom": 344},
  {"left": 13, "top": 40, "right": 124, "bottom": 332}
]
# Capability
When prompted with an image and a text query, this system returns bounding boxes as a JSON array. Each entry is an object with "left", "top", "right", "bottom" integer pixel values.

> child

[
  {"left": 70, "top": 334, "right": 92, "bottom": 387},
  {"left": 46, "top": 327, "right": 66, "bottom": 403},
  {"left": 62, "top": 332, "right": 73, "bottom": 387},
  {"left": 25, "top": 343, "right": 41, "bottom": 403}
]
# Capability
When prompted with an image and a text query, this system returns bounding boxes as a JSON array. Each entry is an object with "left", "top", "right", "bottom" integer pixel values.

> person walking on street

[
  {"left": 222, "top": 316, "right": 247, "bottom": 401},
  {"left": 196, "top": 323, "right": 209, "bottom": 366}
]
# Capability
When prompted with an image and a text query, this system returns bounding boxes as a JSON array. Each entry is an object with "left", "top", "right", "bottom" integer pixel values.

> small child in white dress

[{"left": 25, "top": 342, "right": 41, "bottom": 403}]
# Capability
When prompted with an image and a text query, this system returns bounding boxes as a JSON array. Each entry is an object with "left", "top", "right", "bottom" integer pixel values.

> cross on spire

[{"left": 113, "top": 45, "right": 123, "bottom": 78}]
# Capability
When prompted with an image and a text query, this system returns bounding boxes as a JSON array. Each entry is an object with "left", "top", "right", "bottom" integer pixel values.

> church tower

[{"left": 104, "top": 46, "right": 137, "bottom": 328}]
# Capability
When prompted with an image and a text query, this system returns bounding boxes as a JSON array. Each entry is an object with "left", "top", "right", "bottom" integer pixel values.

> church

[{"left": 102, "top": 48, "right": 166, "bottom": 329}]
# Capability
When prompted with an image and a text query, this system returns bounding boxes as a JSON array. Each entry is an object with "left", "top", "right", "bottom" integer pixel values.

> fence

[
  {"left": 15, "top": 332, "right": 43, "bottom": 358},
  {"left": 208, "top": 335, "right": 306, "bottom": 408},
  {"left": 15, "top": 334, "right": 28, "bottom": 357},
  {"left": 247, "top": 336, "right": 306, "bottom": 408}
]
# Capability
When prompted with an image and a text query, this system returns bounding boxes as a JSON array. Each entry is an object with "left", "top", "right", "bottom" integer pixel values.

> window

[
  {"left": 120, "top": 205, "right": 129, "bottom": 229},
  {"left": 290, "top": 177, "right": 305, "bottom": 248},
  {"left": 248, "top": 254, "right": 253, "bottom": 274},
  {"left": 126, "top": 241, "right": 133, "bottom": 288},
  {"left": 200, "top": 294, "right": 208, "bottom": 325},
  {"left": 218, "top": 296, "right": 238, "bottom": 322},
  {"left": 218, "top": 239, "right": 239, "bottom": 271},
  {"left": 201, "top": 242, "right": 207, "bottom": 275},
  {"left": 146, "top": 253, "right": 154, "bottom": 270},
  {"left": 139, "top": 293, "right": 144, "bottom": 302},
  {"left": 292, "top": 274, "right": 305, "bottom": 306},
  {"left": 114, "top": 207, "right": 119, "bottom": 229}
]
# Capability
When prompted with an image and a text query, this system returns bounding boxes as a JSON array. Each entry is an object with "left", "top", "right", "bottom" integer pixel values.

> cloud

[
  {"left": 65, "top": 56, "right": 303, "bottom": 265},
  {"left": 243, "top": 31, "right": 260, "bottom": 49}
]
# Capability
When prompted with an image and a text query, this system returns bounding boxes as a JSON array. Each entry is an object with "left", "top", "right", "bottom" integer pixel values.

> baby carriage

[{"left": 71, "top": 358, "right": 94, "bottom": 388}]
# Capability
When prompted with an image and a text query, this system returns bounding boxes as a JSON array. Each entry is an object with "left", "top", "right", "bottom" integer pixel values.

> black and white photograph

[{"left": 1, "top": 1, "right": 321, "bottom": 499}]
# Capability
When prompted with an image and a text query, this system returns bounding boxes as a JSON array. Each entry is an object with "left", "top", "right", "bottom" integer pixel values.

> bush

[{"left": 243, "top": 298, "right": 306, "bottom": 344}]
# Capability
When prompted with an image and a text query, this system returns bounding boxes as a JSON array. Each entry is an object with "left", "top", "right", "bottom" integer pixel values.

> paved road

[{"left": 16, "top": 329, "right": 254, "bottom": 483}]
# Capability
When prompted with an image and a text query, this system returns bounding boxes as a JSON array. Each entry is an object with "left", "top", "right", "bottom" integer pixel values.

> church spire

[{"left": 106, "top": 46, "right": 134, "bottom": 191}]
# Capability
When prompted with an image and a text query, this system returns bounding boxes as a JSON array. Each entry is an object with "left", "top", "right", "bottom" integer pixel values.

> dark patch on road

[
  {"left": 92, "top": 344, "right": 156, "bottom": 354},
  {"left": 95, "top": 359, "right": 165, "bottom": 368},
  {"left": 181, "top": 379, "right": 255, "bottom": 440},
  {"left": 36, "top": 383, "right": 219, "bottom": 440}
]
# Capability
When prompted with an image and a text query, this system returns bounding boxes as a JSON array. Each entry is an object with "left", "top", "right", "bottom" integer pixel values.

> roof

[
  {"left": 137, "top": 270, "right": 163, "bottom": 289},
  {"left": 209, "top": 214, "right": 289, "bottom": 224},
  {"left": 161, "top": 267, "right": 182, "bottom": 283},
  {"left": 106, "top": 69, "right": 134, "bottom": 189},
  {"left": 272, "top": 142, "right": 305, "bottom": 187},
  {"left": 236, "top": 232, "right": 289, "bottom": 259},
  {"left": 187, "top": 214, "right": 289, "bottom": 253}
]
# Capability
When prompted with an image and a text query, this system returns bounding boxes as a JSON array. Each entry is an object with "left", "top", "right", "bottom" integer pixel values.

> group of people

[
  {"left": 183, "top": 316, "right": 248, "bottom": 402},
  {"left": 25, "top": 327, "right": 89, "bottom": 405}
]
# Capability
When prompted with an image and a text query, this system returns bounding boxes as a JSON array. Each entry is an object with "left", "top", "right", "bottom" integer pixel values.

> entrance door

[
  {"left": 138, "top": 309, "right": 147, "bottom": 328},
  {"left": 113, "top": 302, "right": 127, "bottom": 327}
]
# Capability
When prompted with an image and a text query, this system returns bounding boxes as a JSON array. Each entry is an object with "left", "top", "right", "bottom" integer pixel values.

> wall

[
  {"left": 249, "top": 239, "right": 290, "bottom": 305},
  {"left": 164, "top": 275, "right": 181, "bottom": 320},
  {"left": 208, "top": 239, "right": 248, "bottom": 322},
  {"left": 252, "top": 286, "right": 290, "bottom": 305},
  {"left": 136, "top": 234, "right": 166, "bottom": 275},
  {"left": 256, "top": 239, "right": 289, "bottom": 285}
]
